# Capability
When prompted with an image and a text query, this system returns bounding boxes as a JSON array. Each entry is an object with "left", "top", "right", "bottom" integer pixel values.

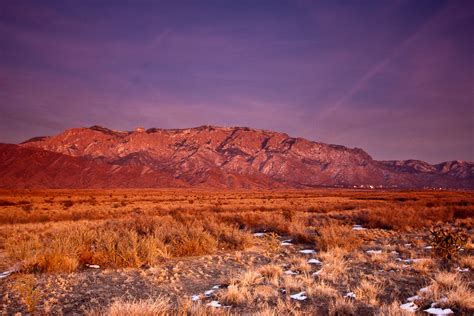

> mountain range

[{"left": 1, "top": 125, "right": 472, "bottom": 189}]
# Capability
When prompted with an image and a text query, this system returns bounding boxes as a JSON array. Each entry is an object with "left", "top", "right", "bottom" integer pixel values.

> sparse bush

[
  {"left": 105, "top": 296, "right": 171, "bottom": 316},
  {"left": 316, "top": 223, "right": 361, "bottom": 252},
  {"left": 13, "top": 274, "right": 41, "bottom": 313},
  {"left": 430, "top": 225, "right": 468, "bottom": 260}
]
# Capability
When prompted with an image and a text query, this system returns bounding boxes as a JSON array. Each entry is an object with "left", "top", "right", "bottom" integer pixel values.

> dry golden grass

[
  {"left": 419, "top": 272, "right": 474, "bottom": 312},
  {"left": 0, "top": 189, "right": 473, "bottom": 314},
  {"left": 328, "top": 297, "right": 356, "bottom": 316},
  {"left": 258, "top": 264, "right": 283, "bottom": 284},
  {"left": 375, "top": 301, "right": 412, "bottom": 315},
  {"left": 316, "top": 223, "right": 361, "bottom": 252},
  {"left": 219, "top": 282, "right": 251, "bottom": 305},
  {"left": 104, "top": 297, "right": 171, "bottom": 316},
  {"left": 12, "top": 274, "right": 41, "bottom": 314},
  {"left": 307, "top": 281, "right": 338, "bottom": 300},
  {"left": 412, "top": 258, "right": 436, "bottom": 275},
  {"left": 354, "top": 279, "right": 383, "bottom": 306},
  {"left": 318, "top": 248, "right": 348, "bottom": 282},
  {"left": 458, "top": 255, "right": 474, "bottom": 269}
]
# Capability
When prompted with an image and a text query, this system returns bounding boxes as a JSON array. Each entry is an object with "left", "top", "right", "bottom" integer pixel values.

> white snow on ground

[
  {"left": 366, "top": 250, "right": 382, "bottom": 254},
  {"left": 352, "top": 225, "right": 366, "bottom": 231},
  {"left": 299, "top": 249, "right": 316, "bottom": 254},
  {"left": 191, "top": 295, "right": 200, "bottom": 301},
  {"left": 207, "top": 301, "right": 222, "bottom": 307},
  {"left": 290, "top": 291, "right": 307, "bottom": 301},
  {"left": 308, "top": 258, "right": 322, "bottom": 264},
  {"left": 424, "top": 246, "right": 433, "bottom": 249},
  {"left": 391, "top": 251, "right": 400, "bottom": 255},
  {"left": 212, "top": 285, "right": 220, "bottom": 289},
  {"left": 396, "top": 258, "right": 422, "bottom": 263},
  {"left": 204, "top": 290, "right": 214, "bottom": 296},
  {"left": 345, "top": 292, "right": 356, "bottom": 298},
  {"left": 284, "top": 270, "right": 298, "bottom": 275},
  {"left": 282, "top": 239, "right": 292, "bottom": 243},
  {"left": 405, "top": 243, "right": 412, "bottom": 247},
  {"left": 400, "top": 302, "right": 418, "bottom": 312},
  {"left": 0, "top": 271, "right": 13, "bottom": 279},
  {"left": 456, "top": 267, "right": 469, "bottom": 272},
  {"left": 420, "top": 286, "right": 431, "bottom": 293},
  {"left": 407, "top": 295, "right": 421, "bottom": 302},
  {"left": 312, "top": 269, "right": 323, "bottom": 276},
  {"left": 423, "top": 308, "right": 454, "bottom": 315},
  {"left": 86, "top": 264, "right": 100, "bottom": 269},
  {"left": 281, "top": 242, "right": 292, "bottom": 246},
  {"left": 253, "top": 233, "right": 265, "bottom": 237},
  {"left": 0, "top": 264, "right": 20, "bottom": 279}
]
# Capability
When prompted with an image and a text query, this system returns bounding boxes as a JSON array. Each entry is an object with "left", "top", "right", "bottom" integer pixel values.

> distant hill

[{"left": 1, "top": 125, "right": 472, "bottom": 189}]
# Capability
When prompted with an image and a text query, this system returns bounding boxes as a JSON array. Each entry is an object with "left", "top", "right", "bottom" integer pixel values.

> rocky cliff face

[{"left": 1, "top": 125, "right": 471, "bottom": 189}]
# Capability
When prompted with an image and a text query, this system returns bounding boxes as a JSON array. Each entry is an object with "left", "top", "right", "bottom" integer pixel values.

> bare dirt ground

[{"left": 0, "top": 189, "right": 472, "bottom": 315}]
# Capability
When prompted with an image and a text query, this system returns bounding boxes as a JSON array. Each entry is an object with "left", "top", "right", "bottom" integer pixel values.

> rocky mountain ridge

[{"left": 0, "top": 125, "right": 472, "bottom": 189}]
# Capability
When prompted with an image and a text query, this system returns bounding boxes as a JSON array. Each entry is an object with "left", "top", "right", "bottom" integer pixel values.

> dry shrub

[
  {"left": 262, "top": 232, "right": 281, "bottom": 254},
  {"left": 105, "top": 296, "right": 171, "bottom": 316},
  {"left": 259, "top": 264, "right": 283, "bottom": 284},
  {"left": 282, "top": 275, "right": 304, "bottom": 293},
  {"left": 459, "top": 255, "right": 474, "bottom": 269},
  {"left": 12, "top": 274, "right": 41, "bottom": 313},
  {"left": 412, "top": 258, "right": 436, "bottom": 275},
  {"left": 375, "top": 301, "right": 412, "bottom": 315},
  {"left": 290, "top": 257, "right": 312, "bottom": 274},
  {"left": 430, "top": 225, "right": 468, "bottom": 260},
  {"left": 286, "top": 216, "right": 314, "bottom": 243},
  {"left": 204, "top": 221, "right": 253, "bottom": 250},
  {"left": 328, "top": 296, "right": 356, "bottom": 316},
  {"left": 316, "top": 223, "right": 361, "bottom": 252},
  {"left": 307, "top": 281, "right": 338, "bottom": 300},
  {"left": 239, "top": 270, "right": 263, "bottom": 287},
  {"left": 427, "top": 272, "right": 474, "bottom": 311},
  {"left": 219, "top": 282, "right": 251, "bottom": 305},
  {"left": 355, "top": 202, "right": 473, "bottom": 230},
  {"left": 354, "top": 279, "right": 382, "bottom": 306},
  {"left": 318, "top": 249, "right": 348, "bottom": 282}
]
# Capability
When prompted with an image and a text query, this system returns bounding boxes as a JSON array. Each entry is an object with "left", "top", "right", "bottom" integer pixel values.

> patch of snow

[
  {"left": 404, "top": 243, "right": 412, "bottom": 247},
  {"left": 407, "top": 295, "right": 421, "bottom": 302},
  {"left": 424, "top": 246, "right": 433, "bottom": 249},
  {"left": 420, "top": 286, "right": 431, "bottom": 293},
  {"left": 391, "top": 251, "right": 400, "bottom": 255},
  {"left": 212, "top": 285, "right": 220, "bottom": 289},
  {"left": 352, "top": 225, "right": 366, "bottom": 231},
  {"left": 308, "top": 258, "right": 322, "bottom": 264},
  {"left": 281, "top": 242, "right": 292, "bottom": 246},
  {"left": 290, "top": 291, "right": 307, "bottom": 301},
  {"left": 423, "top": 308, "right": 454, "bottom": 315},
  {"left": 397, "top": 258, "right": 421, "bottom": 264},
  {"left": 0, "top": 271, "right": 13, "bottom": 279},
  {"left": 204, "top": 290, "right": 214, "bottom": 296},
  {"left": 299, "top": 249, "right": 316, "bottom": 254},
  {"left": 253, "top": 232, "right": 265, "bottom": 237},
  {"left": 284, "top": 270, "right": 298, "bottom": 275},
  {"left": 86, "top": 264, "right": 100, "bottom": 269},
  {"left": 282, "top": 239, "right": 292, "bottom": 243},
  {"left": 207, "top": 301, "right": 222, "bottom": 308},
  {"left": 456, "top": 267, "right": 469, "bottom": 272},
  {"left": 191, "top": 295, "right": 200, "bottom": 301},
  {"left": 400, "top": 302, "right": 418, "bottom": 312},
  {"left": 366, "top": 250, "right": 382, "bottom": 254},
  {"left": 312, "top": 269, "right": 323, "bottom": 276},
  {"left": 345, "top": 292, "right": 356, "bottom": 298}
]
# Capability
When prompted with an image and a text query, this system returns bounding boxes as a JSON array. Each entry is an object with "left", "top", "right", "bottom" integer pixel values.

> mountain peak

[{"left": 6, "top": 125, "right": 473, "bottom": 189}]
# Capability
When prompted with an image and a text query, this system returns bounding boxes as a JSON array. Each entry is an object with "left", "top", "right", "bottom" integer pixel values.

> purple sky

[{"left": 1, "top": 0, "right": 473, "bottom": 163}]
